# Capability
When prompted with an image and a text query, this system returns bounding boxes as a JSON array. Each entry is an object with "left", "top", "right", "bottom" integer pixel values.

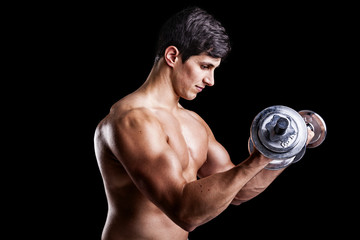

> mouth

[{"left": 195, "top": 85, "right": 204, "bottom": 92}]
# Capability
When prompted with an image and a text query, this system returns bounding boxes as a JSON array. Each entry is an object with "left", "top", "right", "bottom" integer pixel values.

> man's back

[{"left": 94, "top": 92, "right": 211, "bottom": 239}]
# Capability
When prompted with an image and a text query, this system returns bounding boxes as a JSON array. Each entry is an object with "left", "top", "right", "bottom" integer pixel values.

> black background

[{"left": 17, "top": 1, "right": 355, "bottom": 239}]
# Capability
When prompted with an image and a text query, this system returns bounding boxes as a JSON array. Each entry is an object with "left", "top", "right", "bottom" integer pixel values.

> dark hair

[{"left": 154, "top": 7, "right": 231, "bottom": 63}]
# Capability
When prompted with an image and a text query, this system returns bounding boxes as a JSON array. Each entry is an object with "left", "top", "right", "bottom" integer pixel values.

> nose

[{"left": 203, "top": 72, "right": 215, "bottom": 86}]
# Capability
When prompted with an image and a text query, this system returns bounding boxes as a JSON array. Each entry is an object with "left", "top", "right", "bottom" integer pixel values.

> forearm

[
  {"left": 230, "top": 119, "right": 317, "bottom": 205},
  {"left": 177, "top": 152, "right": 271, "bottom": 230},
  {"left": 231, "top": 163, "right": 286, "bottom": 205}
]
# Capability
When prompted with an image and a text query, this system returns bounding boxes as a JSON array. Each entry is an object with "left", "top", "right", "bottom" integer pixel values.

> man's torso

[{"left": 95, "top": 93, "right": 210, "bottom": 239}]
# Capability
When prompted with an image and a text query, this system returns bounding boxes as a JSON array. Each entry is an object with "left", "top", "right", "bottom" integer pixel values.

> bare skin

[{"left": 94, "top": 46, "right": 314, "bottom": 240}]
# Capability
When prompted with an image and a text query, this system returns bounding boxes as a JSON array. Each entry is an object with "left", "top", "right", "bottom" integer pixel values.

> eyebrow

[{"left": 199, "top": 61, "right": 219, "bottom": 68}]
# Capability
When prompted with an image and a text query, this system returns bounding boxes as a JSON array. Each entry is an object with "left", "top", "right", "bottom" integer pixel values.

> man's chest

[{"left": 156, "top": 110, "right": 209, "bottom": 170}]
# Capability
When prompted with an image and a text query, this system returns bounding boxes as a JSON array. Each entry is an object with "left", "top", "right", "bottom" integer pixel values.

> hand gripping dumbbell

[{"left": 248, "top": 105, "right": 327, "bottom": 170}]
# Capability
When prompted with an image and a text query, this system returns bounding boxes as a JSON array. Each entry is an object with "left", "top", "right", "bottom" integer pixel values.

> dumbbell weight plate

[
  {"left": 266, "top": 157, "right": 296, "bottom": 170},
  {"left": 250, "top": 105, "right": 308, "bottom": 160},
  {"left": 292, "top": 146, "right": 306, "bottom": 164},
  {"left": 299, "top": 110, "right": 327, "bottom": 148}
]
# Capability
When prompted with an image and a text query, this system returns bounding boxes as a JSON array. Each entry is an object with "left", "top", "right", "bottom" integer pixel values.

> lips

[{"left": 195, "top": 85, "right": 204, "bottom": 92}]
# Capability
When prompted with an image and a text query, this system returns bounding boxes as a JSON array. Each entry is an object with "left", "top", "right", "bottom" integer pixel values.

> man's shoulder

[
  {"left": 109, "top": 102, "right": 161, "bottom": 131},
  {"left": 105, "top": 93, "right": 152, "bottom": 119},
  {"left": 120, "top": 107, "right": 158, "bottom": 125},
  {"left": 96, "top": 106, "right": 163, "bottom": 148},
  {"left": 96, "top": 93, "right": 157, "bottom": 131}
]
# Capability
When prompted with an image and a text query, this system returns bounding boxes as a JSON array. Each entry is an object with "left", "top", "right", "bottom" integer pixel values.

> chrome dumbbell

[{"left": 248, "top": 105, "right": 327, "bottom": 170}]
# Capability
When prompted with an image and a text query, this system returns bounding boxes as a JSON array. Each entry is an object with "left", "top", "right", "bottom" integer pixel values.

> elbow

[
  {"left": 180, "top": 223, "right": 197, "bottom": 232},
  {"left": 171, "top": 208, "right": 202, "bottom": 232},
  {"left": 231, "top": 200, "right": 243, "bottom": 206},
  {"left": 173, "top": 214, "right": 199, "bottom": 232}
]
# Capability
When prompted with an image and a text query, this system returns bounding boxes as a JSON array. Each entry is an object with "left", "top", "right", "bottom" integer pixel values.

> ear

[{"left": 164, "top": 46, "right": 180, "bottom": 68}]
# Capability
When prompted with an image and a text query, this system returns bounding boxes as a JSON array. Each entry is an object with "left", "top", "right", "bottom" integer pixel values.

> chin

[{"left": 182, "top": 94, "right": 197, "bottom": 101}]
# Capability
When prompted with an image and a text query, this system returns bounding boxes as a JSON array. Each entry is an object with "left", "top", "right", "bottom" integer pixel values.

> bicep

[
  {"left": 198, "top": 133, "right": 235, "bottom": 178},
  {"left": 188, "top": 111, "right": 235, "bottom": 178}
]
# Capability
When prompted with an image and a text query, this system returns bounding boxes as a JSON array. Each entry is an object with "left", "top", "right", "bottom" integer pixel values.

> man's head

[{"left": 154, "top": 7, "right": 231, "bottom": 64}]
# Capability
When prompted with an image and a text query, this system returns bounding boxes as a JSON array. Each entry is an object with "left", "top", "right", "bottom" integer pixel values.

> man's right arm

[{"left": 107, "top": 108, "right": 272, "bottom": 231}]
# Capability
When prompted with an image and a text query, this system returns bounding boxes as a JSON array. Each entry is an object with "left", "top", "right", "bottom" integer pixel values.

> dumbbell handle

[{"left": 274, "top": 117, "right": 289, "bottom": 135}]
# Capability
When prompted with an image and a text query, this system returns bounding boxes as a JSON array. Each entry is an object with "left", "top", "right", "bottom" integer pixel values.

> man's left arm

[
  {"left": 198, "top": 132, "right": 283, "bottom": 205},
  {"left": 231, "top": 128, "right": 315, "bottom": 204},
  {"left": 194, "top": 113, "right": 280, "bottom": 205},
  {"left": 230, "top": 156, "right": 285, "bottom": 205},
  {"left": 198, "top": 121, "right": 314, "bottom": 205}
]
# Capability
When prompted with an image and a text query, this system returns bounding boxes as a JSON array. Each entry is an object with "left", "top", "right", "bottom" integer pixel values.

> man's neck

[{"left": 137, "top": 60, "right": 180, "bottom": 111}]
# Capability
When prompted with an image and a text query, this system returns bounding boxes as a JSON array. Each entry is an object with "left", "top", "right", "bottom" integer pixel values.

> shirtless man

[{"left": 94, "top": 7, "right": 313, "bottom": 240}]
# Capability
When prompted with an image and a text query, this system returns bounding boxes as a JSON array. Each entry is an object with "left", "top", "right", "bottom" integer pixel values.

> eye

[{"left": 200, "top": 65, "right": 209, "bottom": 70}]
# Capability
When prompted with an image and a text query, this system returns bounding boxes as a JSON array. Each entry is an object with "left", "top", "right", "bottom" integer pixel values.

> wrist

[{"left": 249, "top": 149, "right": 273, "bottom": 166}]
